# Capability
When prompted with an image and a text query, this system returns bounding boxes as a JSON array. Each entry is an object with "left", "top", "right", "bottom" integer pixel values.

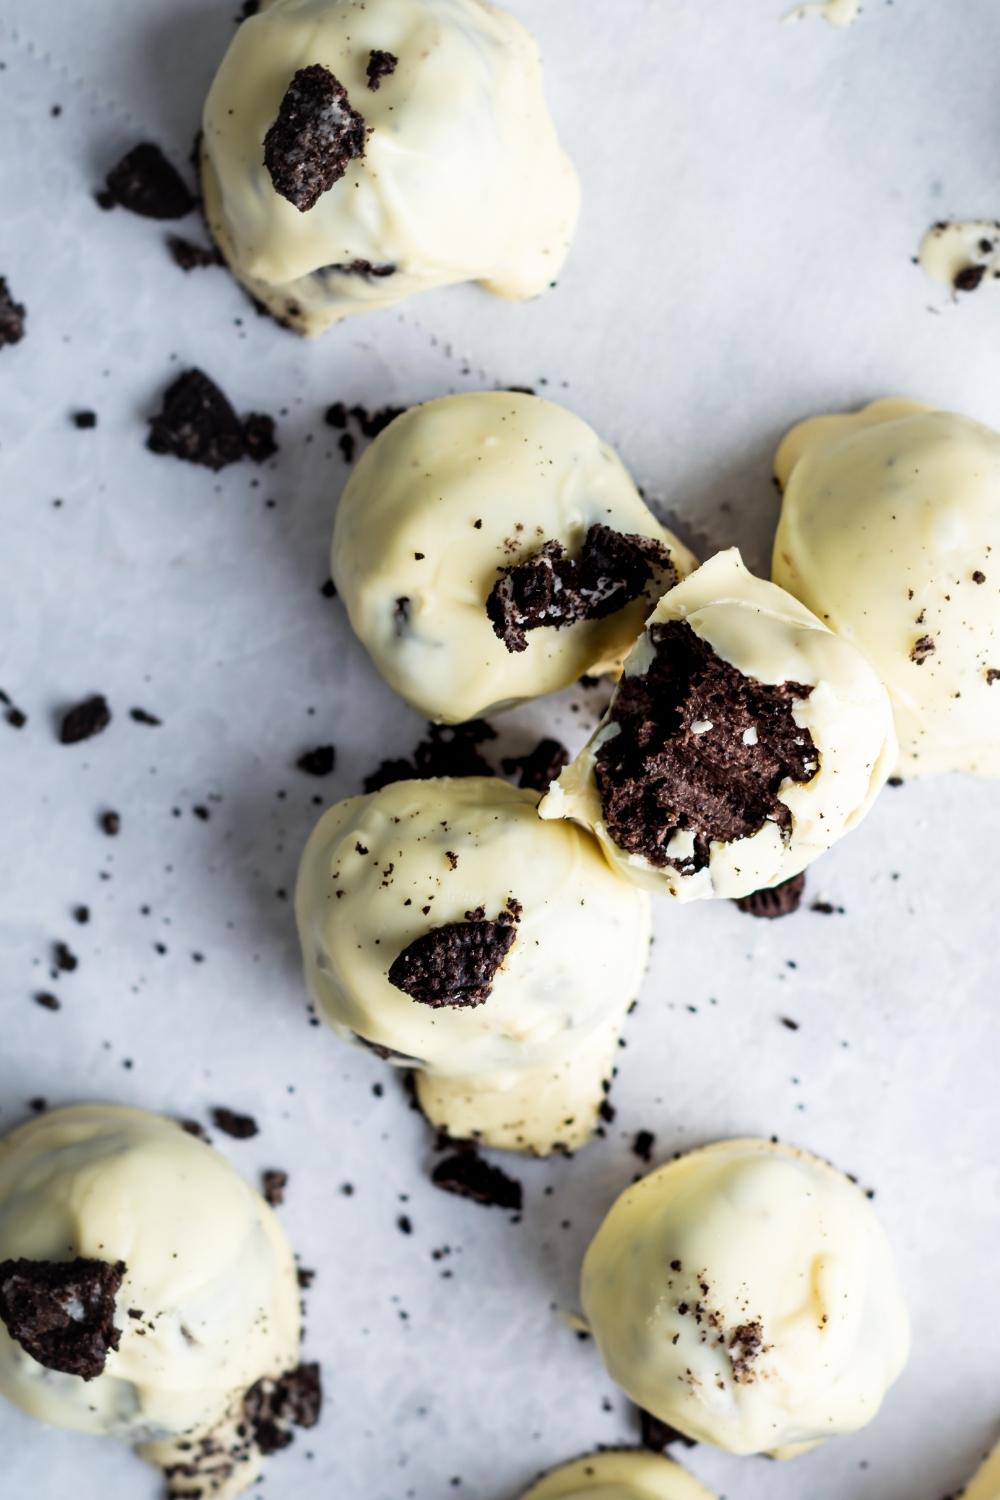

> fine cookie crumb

[
  {"left": 243, "top": 1361, "right": 322, "bottom": 1454},
  {"left": 366, "top": 50, "right": 398, "bottom": 90},
  {"left": 735, "top": 871, "right": 807, "bottom": 920},
  {"left": 264, "top": 65, "right": 366, "bottom": 212},
  {"left": 98, "top": 143, "right": 196, "bottom": 219},
  {"left": 910, "top": 635, "right": 936, "bottom": 664},
  {"left": 59, "top": 694, "right": 111, "bottom": 745},
  {"left": 167, "top": 234, "right": 223, "bottom": 271},
  {"left": 211, "top": 1107, "right": 259, "bottom": 1139},
  {"left": 388, "top": 902, "right": 520, "bottom": 1009},
  {"left": 0, "top": 278, "right": 26, "bottom": 348},
  {"left": 431, "top": 1150, "right": 523, "bottom": 1211},
  {"left": 262, "top": 1170, "right": 288, "bottom": 1207},
  {"left": 100, "top": 809, "right": 121, "bottom": 836},
  {"left": 296, "top": 745, "right": 336, "bottom": 776},
  {"left": 0, "top": 1258, "right": 124, "bottom": 1379}
]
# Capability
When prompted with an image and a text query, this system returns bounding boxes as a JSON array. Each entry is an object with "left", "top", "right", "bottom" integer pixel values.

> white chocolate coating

[
  {"left": 0, "top": 1106, "right": 300, "bottom": 1497},
  {"left": 202, "top": 0, "right": 579, "bottom": 333},
  {"left": 520, "top": 1449, "right": 714, "bottom": 1500},
  {"left": 918, "top": 221, "right": 1000, "bottom": 291},
  {"left": 963, "top": 1442, "right": 1000, "bottom": 1500},
  {"left": 331, "top": 392, "right": 695, "bottom": 724},
  {"left": 295, "top": 777, "right": 651, "bottom": 1154},
  {"left": 581, "top": 1139, "right": 910, "bottom": 1458},
  {"left": 540, "top": 550, "right": 896, "bottom": 900},
  {"left": 774, "top": 399, "right": 1000, "bottom": 775}
]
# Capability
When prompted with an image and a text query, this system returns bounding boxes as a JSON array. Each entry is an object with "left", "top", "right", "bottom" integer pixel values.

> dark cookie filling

[
  {"left": 431, "top": 1150, "right": 523, "bottom": 1211},
  {"left": 264, "top": 65, "right": 366, "bottom": 212},
  {"left": 243, "top": 1361, "right": 322, "bottom": 1453},
  {"left": 0, "top": 1257, "right": 124, "bottom": 1379},
  {"left": 487, "top": 524, "right": 676, "bottom": 653},
  {"left": 366, "top": 50, "right": 398, "bottom": 90},
  {"left": 595, "top": 620, "right": 817, "bottom": 872},
  {"left": 501, "top": 736, "right": 569, "bottom": 794},
  {"left": 0, "top": 279, "right": 27, "bottom": 348},
  {"left": 734, "top": 870, "right": 806, "bottom": 919},
  {"left": 99, "top": 143, "right": 196, "bottom": 219},
  {"left": 388, "top": 901, "right": 520, "bottom": 1009}
]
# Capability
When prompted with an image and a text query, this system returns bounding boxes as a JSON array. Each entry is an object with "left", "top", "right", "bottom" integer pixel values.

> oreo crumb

[
  {"left": 100, "top": 809, "right": 121, "bottom": 836},
  {"left": 296, "top": 1267, "right": 315, "bottom": 1290},
  {"left": 59, "top": 694, "right": 111, "bottom": 745},
  {"left": 595, "top": 621, "right": 817, "bottom": 874},
  {"left": 34, "top": 992, "right": 61, "bottom": 1012},
  {"left": 1, "top": 689, "right": 27, "bottom": 729},
  {"left": 262, "top": 1170, "right": 288, "bottom": 1207},
  {"left": 397, "top": 1214, "right": 413, "bottom": 1235},
  {"left": 264, "top": 65, "right": 366, "bottom": 212},
  {"left": 72, "top": 905, "right": 90, "bottom": 924},
  {"left": 211, "top": 1107, "right": 259, "bottom": 1139},
  {"left": 735, "top": 872, "right": 807, "bottom": 920},
  {"left": 320, "top": 578, "right": 337, "bottom": 599},
  {"left": 53, "top": 941, "right": 78, "bottom": 973},
  {"left": 910, "top": 635, "right": 936, "bottom": 664},
  {"left": 431, "top": 1150, "right": 523, "bottom": 1211},
  {"left": 244, "top": 1362, "right": 322, "bottom": 1454},
  {"left": 954, "top": 264, "right": 987, "bottom": 293},
  {"left": 148, "top": 368, "right": 275, "bottom": 471},
  {"left": 129, "top": 707, "right": 161, "bottom": 726},
  {"left": 780, "top": 1016, "right": 800, "bottom": 1031},
  {"left": 243, "top": 412, "right": 279, "bottom": 464},
  {"left": 72, "top": 410, "right": 97, "bottom": 429},
  {"left": 972, "top": 570, "right": 986, "bottom": 584},
  {"left": 99, "top": 143, "right": 196, "bottom": 219},
  {"left": 167, "top": 234, "right": 223, "bottom": 272},
  {"left": 366, "top": 49, "right": 398, "bottom": 89},
  {"left": 178, "top": 1118, "right": 210, "bottom": 1142},
  {"left": 638, "top": 1407, "right": 696, "bottom": 1452},
  {"left": 0, "top": 1258, "right": 124, "bottom": 1379},
  {"left": 322, "top": 258, "right": 396, "bottom": 278},
  {"left": 501, "top": 736, "right": 569, "bottom": 794},
  {"left": 363, "top": 719, "right": 496, "bottom": 793},
  {"left": 236, "top": 0, "right": 259, "bottom": 17},
  {"left": 487, "top": 524, "right": 676, "bottom": 653},
  {"left": 0, "top": 278, "right": 26, "bottom": 348},
  {"left": 633, "top": 1129, "right": 655, "bottom": 1163},
  {"left": 388, "top": 903, "right": 520, "bottom": 1009},
  {"left": 296, "top": 745, "right": 336, "bottom": 776}
]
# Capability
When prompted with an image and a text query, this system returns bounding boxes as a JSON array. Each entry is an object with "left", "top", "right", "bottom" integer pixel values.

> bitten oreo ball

[
  {"left": 774, "top": 398, "right": 1000, "bottom": 776},
  {"left": 540, "top": 550, "right": 896, "bottom": 900},
  {"left": 201, "top": 0, "right": 579, "bottom": 333},
  {"left": 332, "top": 392, "right": 695, "bottom": 724},
  {"left": 294, "top": 776, "right": 650, "bottom": 1155},
  {"left": 581, "top": 1139, "right": 910, "bottom": 1458}
]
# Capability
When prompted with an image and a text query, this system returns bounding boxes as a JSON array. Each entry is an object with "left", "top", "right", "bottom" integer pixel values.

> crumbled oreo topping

[
  {"left": 388, "top": 901, "right": 520, "bottom": 1009},
  {"left": 431, "top": 1149, "right": 523, "bottom": 1211},
  {"left": 487, "top": 524, "right": 676, "bottom": 653},
  {"left": 910, "top": 635, "right": 936, "bottom": 664},
  {"left": 59, "top": 694, "right": 111, "bottom": 744},
  {"left": 362, "top": 719, "right": 496, "bottom": 793},
  {"left": 98, "top": 143, "right": 196, "bottom": 219},
  {"left": 734, "top": 870, "right": 806, "bottom": 919},
  {"left": 243, "top": 1362, "right": 322, "bottom": 1454},
  {"left": 0, "top": 278, "right": 26, "bottom": 348},
  {"left": 264, "top": 65, "right": 366, "bottom": 212},
  {"left": 366, "top": 50, "right": 398, "bottom": 90},
  {"left": 167, "top": 235, "right": 223, "bottom": 272},
  {"left": 0, "top": 1257, "right": 124, "bottom": 1379},
  {"left": 595, "top": 620, "right": 817, "bottom": 873}
]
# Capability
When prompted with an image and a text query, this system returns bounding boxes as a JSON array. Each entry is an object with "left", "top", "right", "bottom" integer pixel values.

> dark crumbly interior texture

[
  {"left": 388, "top": 901, "right": 520, "bottom": 1009},
  {"left": 264, "top": 65, "right": 366, "bottom": 212},
  {"left": 487, "top": 524, "right": 676, "bottom": 653},
  {"left": 0, "top": 1257, "right": 124, "bottom": 1379},
  {"left": 595, "top": 620, "right": 818, "bottom": 872}
]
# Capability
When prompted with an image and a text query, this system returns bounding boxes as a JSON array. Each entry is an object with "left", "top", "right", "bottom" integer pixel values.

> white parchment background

[{"left": 1, "top": 2, "right": 998, "bottom": 1498}]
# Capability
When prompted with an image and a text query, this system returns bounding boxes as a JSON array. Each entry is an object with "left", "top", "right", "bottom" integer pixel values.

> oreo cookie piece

[
  {"left": 59, "top": 694, "right": 111, "bottom": 744},
  {"left": 264, "top": 65, "right": 366, "bottom": 212},
  {"left": 243, "top": 1361, "right": 322, "bottom": 1454},
  {"left": 502, "top": 736, "right": 569, "bottom": 794},
  {"left": 388, "top": 901, "right": 520, "bottom": 1009},
  {"left": 99, "top": 143, "right": 196, "bottom": 219},
  {"left": 0, "top": 279, "right": 27, "bottom": 348},
  {"left": 487, "top": 524, "right": 676, "bottom": 653},
  {"left": 147, "top": 369, "right": 276, "bottom": 470},
  {"left": 734, "top": 871, "right": 806, "bottom": 919},
  {"left": 366, "top": 49, "right": 398, "bottom": 90},
  {"left": 0, "top": 1257, "right": 124, "bottom": 1379},
  {"left": 430, "top": 1149, "right": 523, "bottom": 1211},
  {"left": 594, "top": 620, "right": 817, "bottom": 874},
  {"left": 211, "top": 1106, "right": 259, "bottom": 1139}
]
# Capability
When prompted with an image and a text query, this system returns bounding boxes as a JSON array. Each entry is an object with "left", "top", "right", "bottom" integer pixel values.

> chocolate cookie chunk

[
  {"left": 99, "top": 143, "right": 196, "bottom": 219},
  {"left": 431, "top": 1150, "right": 523, "bottom": 1211},
  {"left": 595, "top": 620, "right": 817, "bottom": 873},
  {"left": 362, "top": 719, "right": 496, "bottom": 792},
  {"left": 244, "top": 1362, "right": 322, "bottom": 1454},
  {"left": 502, "top": 736, "right": 569, "bottom": 793},
  {"left": 0, "top": 278, "right": 26, "bottom": 348},
  {"left": 388, "top": 901, "right": 520, "bottom": 1009},
  {"left": 264, "top": 65, "right": 366, "bottom": 212},
  {"left": 59, "top": 694, "right": 111, "bottom": 744},
  {"left": 147, "top": 368, "right": 275, "bottom": 471},
  {"left": 366, "top": 50, "right": 398, "bottom": 90},
  {"left": 487, "top": 524, "right": 676, "bottom": 653},
  {"left": 735, "top": 870, "right": 806, "bottom": 919},
  {"left": 0, "top": 1257, "right": 124, "bottom": 1379}
]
